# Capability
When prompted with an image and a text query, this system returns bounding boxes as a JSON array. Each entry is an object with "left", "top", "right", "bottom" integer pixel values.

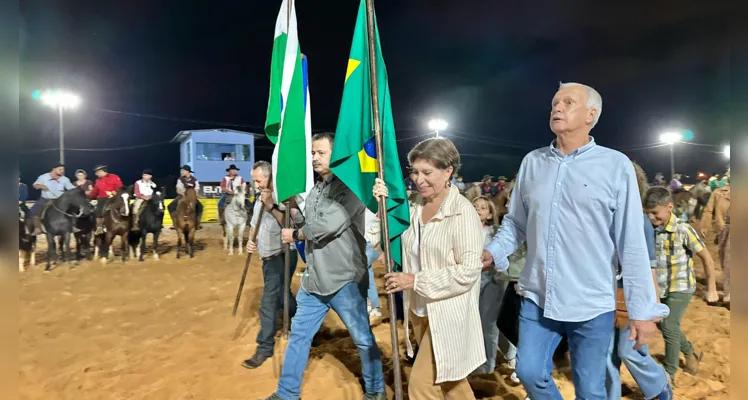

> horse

[
  {"left": 464, "top": 183, "right": 482, "bottom": 202},
  {"left": 174, "top": 186, "right": 198, "bottom": 258},
  {"left": 74, "top": 211, "right": 96, "bottom": 262},
  {"left": 41, "top": 187, "right": 95, "bottom": 271},
  {"left": 223, "top": 183, "right": 248, "bottom": 255},
  {"left": 19, "top": 209, "right": 36, "bottom": 271},
  {"left": 128, "top": 188, "right": 165, "bottom": 262},
  {"left": 99, "top": 188, "right": 132, "bottom": 264},
  {"left": 672, "top": 190, "right": 698, "bottom": 223}
]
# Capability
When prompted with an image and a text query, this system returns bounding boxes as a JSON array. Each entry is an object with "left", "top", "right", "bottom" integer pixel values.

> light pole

[
  {"left": 659, "top": 131, "right": 683, "bottom": 179},
  {"left": 427, "top": 118, "right": 448, "bottom": 138},
  {"left": 39, "top": 90, "right": 81, "bottom": 164}
]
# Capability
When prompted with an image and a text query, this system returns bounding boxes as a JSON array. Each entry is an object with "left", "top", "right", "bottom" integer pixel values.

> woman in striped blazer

[{"left": 374, "top": 138, "right": 485, "bottom": 399}]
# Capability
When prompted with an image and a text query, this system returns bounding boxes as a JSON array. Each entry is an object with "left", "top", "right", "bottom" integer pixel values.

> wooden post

[{"left": 364, "top": 0, "right": 403, "bottom": 398}]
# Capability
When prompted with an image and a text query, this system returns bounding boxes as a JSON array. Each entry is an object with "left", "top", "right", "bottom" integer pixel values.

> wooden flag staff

[{"left": 364, "top": 0, "right": 404, "bottom": 398}]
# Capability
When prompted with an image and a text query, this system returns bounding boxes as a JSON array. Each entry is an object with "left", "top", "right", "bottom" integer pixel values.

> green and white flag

[{"left": 265, "top": 0, "right": 313, "bottom": 204}]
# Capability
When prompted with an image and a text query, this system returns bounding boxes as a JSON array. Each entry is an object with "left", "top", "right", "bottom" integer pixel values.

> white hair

[{"left": 558, "top": 82, "right": 603, "bottom": 128}]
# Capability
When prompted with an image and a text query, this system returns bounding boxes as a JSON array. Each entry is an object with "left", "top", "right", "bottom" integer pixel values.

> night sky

[{"left": 19, "top": 0, "right": 731, "bottom": 197}]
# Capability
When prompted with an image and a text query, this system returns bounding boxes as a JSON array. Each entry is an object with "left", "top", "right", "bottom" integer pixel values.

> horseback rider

[
  {"left": 167, "top": 165, "right": 203, "bottom": 230},
  {"left": 30, "top": 163, "right": 76, "bottom": 235},
  {"left": 218, "top": 164, "right": 245, "bottom": 226},
  {"left": 669, "top": 173, "right": 684, "bottom": 193},
  {"left": 74, "top": 169, "right": 94, "bottom": 195},
  {"left": 88, "top": 164, "right": 125, "bottom": 235},
  {"left": 132, "top": 169, "right": 157, "bottom": 231}
]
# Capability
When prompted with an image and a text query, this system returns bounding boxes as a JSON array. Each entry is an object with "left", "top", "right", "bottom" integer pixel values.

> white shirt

[
  {"left": 364, "top": 209, "right": 380, "bottom": 248},
  {"left": 135, "top": 179, "right": 156, "bottom": 198},
  {"left": 409, "top": 221, "right": 428, "bottom": 317}
]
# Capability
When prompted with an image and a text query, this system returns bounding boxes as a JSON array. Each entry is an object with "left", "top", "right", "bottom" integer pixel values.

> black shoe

[{"left": 242, "top": 353, "right": 270, "bottom": 369}]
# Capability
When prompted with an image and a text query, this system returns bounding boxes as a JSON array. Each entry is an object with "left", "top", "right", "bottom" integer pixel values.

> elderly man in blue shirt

[
  {"left": 30, "top": 163, "right": 76, "bottom": 235},
  {"left": 482, "top": 82, "right": 669, "bottom": 400}
]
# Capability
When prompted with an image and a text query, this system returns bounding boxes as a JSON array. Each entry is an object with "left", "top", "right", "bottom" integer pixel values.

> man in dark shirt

[{"left": 262, "top": 132, "right": 385, "bottom": 400}]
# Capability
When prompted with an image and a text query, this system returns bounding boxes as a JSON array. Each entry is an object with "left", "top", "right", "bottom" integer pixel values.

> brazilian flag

[{"left": 330, "top": 0, "right": 410, "bottom": 269}]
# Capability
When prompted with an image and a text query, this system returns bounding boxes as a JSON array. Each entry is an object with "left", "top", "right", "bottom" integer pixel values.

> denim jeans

[
  {"left": 606, "top": 327, "right": 669, "bottom": 399},
  {"left": 276, "top": 281, "right": 385, "bottom": 400},
  {"left": 218, "top": 193, "right": 228, "bottom": 209},
  {"left": 365, "top": 242, "right": 380, "bottom": 308},
  {"left": 255, "top": 251, "right": 299, "bottom": 357},
  {"left": 516, "top": 298, "right": 614, "bottom": 400},
  {"left": 476, "top": 273, "right": 516, "bottom": 374}
]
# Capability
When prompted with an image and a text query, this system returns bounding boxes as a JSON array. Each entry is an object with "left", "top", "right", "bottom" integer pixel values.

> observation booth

[{"left": 164, "top": 128, "right": 263, "bottom": 225}]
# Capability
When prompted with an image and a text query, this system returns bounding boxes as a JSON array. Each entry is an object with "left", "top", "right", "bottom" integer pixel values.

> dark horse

[
  {"left": 128, "top": 188, "right": 165, "bottom": 262},
  {"left": 173, "top": 186, "right": 198, "bottom": 258},
  {"left": 41, "top": 187, "right": 94, "bottom": 271},
  {"left": 19, "top": 208, "right": 36, "bottom": 271},
  {"left": 99, "top": 188, "right": 132, "bottom": 264},
  {"left": 75, "top": 212, "right": 96, "bottom": 262}
]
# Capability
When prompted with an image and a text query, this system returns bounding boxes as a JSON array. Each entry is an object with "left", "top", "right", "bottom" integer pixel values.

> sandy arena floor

[{"left": 19, "top": 224, "right": 730, "bottom": 399}]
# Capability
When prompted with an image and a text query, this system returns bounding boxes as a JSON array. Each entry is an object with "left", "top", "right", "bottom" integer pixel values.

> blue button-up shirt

[
  {"left": 33, "top": 173, "right": 75, "bottom": 199},
  {"left": 486, "top": 137, "right": 669, "bottom": 322}
]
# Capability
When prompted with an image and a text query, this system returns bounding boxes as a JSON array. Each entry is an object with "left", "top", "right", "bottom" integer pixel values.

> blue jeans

[
  {"left": 276, "top": 282, "right": 385, "bottom": 400},
  {"left": 606, "top": 327, "right": 669, "bottom": 399},
  {"left": 516, "top": 298, "right": 614, "bottom": 400},
  {"left": 365, "top": 242, "right": 380, "bottom": 308},
  {"left": 476, "top": 273, "right": 516, "bottom": 374},
  {"left": 30, "top": 198, "right": 49, "bottom": 216},
  {"left": 218, "top": 193, "right": 228, "bottom": 209}
]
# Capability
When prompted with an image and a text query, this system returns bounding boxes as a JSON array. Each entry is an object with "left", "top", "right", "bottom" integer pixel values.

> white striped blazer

[{"left": 402, "top": 184, "right": 486, "bottom": 383}]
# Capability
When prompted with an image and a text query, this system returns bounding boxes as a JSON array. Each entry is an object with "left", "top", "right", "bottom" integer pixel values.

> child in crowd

[
  {"left": 472, "top": 196, "right": 516, "bottom": 375},
  {"left": 643, "top": 187, "right": 719, "bottom": 385}
]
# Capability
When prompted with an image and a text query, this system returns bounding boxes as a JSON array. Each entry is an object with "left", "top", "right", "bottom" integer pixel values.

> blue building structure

[{"left": 170, "top": 128, "right": 262, "bottom": 198}]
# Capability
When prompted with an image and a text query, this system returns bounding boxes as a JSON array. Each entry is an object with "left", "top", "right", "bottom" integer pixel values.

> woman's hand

[
  {"left": 384, "top": 272, "right": 415, "bottom": 294},
  {"left": 373, "top": 178, "right": 389, "bottom": 201}
]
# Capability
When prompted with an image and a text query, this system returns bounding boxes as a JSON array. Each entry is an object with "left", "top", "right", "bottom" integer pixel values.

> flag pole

[{"left": 364, "top": 0, "right": 403, "bottom": 398}]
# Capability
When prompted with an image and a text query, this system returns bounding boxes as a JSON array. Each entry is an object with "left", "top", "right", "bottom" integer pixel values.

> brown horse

[
  {"left": 174, "top": 186, "right": 198, "bottom": 258},
  {"left": 99, "top": 188, "right": 132, "bottom": 264}
]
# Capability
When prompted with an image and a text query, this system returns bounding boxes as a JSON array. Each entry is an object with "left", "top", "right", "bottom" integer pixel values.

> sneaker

[
  {"left": 242, "top": 353, "right": 270, "bottom": 369},
  {"left": 364, "top": 393, "right": 385, "bottom": 400},
  {"left": 506, "top": 358, "right": 516, "bottom": 369},
  {"left": 723, "top": 293, "right": 730, "bottom": 303},
  {"left": 262, "top": 394, "right": 293, "bottom": 400},
  {"left": 510, "top": 371, "right": 520, "bottom": 384},
  {"left": 369, "top": 308, "right": 382, "bottom": 318},
  {"left": 683, "top": 349, "right": 703, "bottom": 375}
]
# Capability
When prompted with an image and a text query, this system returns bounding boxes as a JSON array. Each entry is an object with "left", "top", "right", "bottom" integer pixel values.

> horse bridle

[{"left": 51, "top": 200, "right": 85, "bottom": 218}]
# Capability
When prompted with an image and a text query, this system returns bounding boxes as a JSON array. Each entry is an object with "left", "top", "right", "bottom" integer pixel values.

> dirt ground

[{"left": 19, "top": 224, "right": 730, "bottom": 399}]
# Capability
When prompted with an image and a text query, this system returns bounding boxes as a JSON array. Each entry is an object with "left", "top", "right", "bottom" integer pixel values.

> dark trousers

[
  {"left": 256, "top": 250, "right": 299, "bottom": 356},
  {"left": 497, "top": 281, "right": 568, "bottom": 356},
  {"left": 29, "top": 198, "right": 49, "bottom": 216}
]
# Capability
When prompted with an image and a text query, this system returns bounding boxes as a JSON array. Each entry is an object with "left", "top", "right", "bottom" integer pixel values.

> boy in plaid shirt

[{"left": 643, "top": 187, "right": 718, "bottom": 385}]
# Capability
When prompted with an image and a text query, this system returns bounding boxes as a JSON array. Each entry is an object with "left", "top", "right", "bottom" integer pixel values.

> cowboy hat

[
  {"left": 93, "top": 164, "right": 108, "bottom": 172},
  {"left": 482, "top": 175, "right": 494, "bottom": 181},
  {"left": 226, "top": 164, "right": 240, "bottom": 172},
  {"left": 142, "top": 169, "right": 153, "bottom": 175},
  {"left": 180, "top": 165, "right": 193, "bottom": 173},
  {"left": 497, "top": 176, "right": 508, "bottom": 181}
]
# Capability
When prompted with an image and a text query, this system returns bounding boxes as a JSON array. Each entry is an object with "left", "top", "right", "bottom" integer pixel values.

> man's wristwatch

[{"left": 292, "top": 229, "right": 300, "bottom": 241}]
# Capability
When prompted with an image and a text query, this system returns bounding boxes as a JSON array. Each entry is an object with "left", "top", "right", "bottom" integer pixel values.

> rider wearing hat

[
  {"left": 218, "top": 164, "right": 245, "bottom": 226},
  {"left": 132, "top": 169, "right": 158, "bottom": 231},
  {"left": 480, "top": 175, "right": 494, "bottom": 196},
  {"left": 30, "top": 163, "right": 76, "bottom": 235},
  {"left": 167, "top": 165, "right": 204, "bottom": 229},
  {"left": 88, "top": 164, "right": 124, "bottom": 235}
]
